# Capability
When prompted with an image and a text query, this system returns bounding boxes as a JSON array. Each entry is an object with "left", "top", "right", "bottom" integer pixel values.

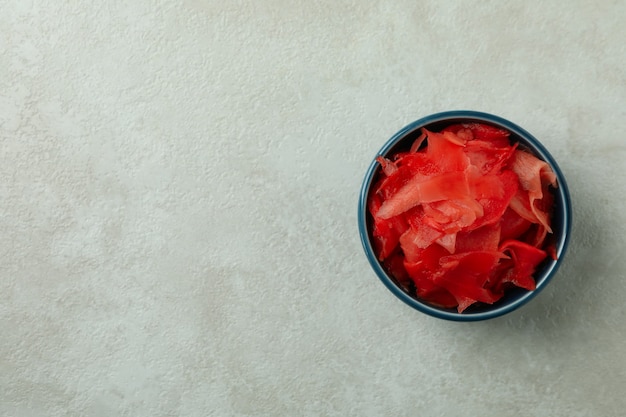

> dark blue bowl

[{"left": 358, "top": 111, "right": 572, "bottom": 321}]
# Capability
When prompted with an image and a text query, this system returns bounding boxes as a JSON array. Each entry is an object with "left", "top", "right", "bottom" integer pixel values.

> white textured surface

[{"left": 2, "top": 1, "right": 626, "bottom": 416}]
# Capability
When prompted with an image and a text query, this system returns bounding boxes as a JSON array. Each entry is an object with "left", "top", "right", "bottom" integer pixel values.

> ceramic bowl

[{"left": 358, "top": 110, "right": 572, "bottom": 321}]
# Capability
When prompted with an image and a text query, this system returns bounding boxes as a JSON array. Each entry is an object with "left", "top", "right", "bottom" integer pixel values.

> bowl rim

[{"left": 358, "top": 110, "right": 572, "bottom": 321}]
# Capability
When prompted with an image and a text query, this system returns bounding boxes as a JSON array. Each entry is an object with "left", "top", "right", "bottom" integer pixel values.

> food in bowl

[{"left": 367, "top": 122, "right": 558, "bottom": 313}]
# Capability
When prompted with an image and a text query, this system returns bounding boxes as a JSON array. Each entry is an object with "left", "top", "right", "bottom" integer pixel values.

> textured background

[{"left": 2, "top": 1, "right": 626, "bottom": 416}]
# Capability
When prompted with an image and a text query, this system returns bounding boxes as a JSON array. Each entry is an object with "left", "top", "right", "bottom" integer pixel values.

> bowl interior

[{"left": 359, "top": 111, "right": 571, "bottom": 321}]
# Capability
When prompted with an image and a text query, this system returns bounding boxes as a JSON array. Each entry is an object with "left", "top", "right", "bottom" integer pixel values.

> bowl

[{"left": 358, "top": 110, "right": 572, "bottom": 321}]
